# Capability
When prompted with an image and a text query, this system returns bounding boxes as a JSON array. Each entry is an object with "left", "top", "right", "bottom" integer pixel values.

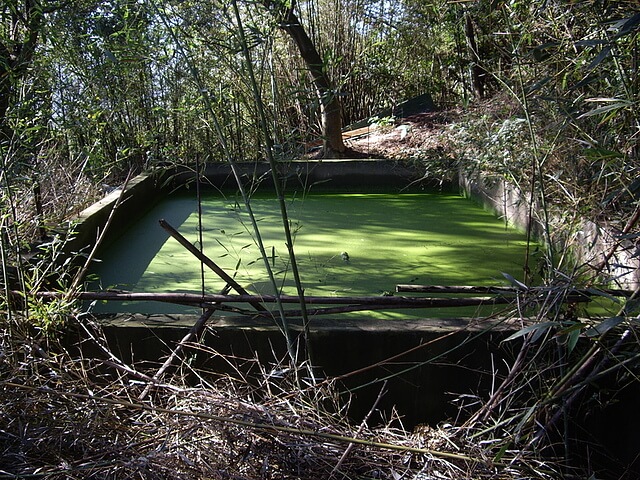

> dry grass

[{"left": 0, "top": 315, "right": 561, "bottom": 480}]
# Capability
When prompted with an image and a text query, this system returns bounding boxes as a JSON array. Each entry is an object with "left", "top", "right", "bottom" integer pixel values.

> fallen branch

[
  {"left": 159, "top": 219, "right": 267, "bottom": 312},
  {"left": 396, "top": 284, "right": 635, "bottom": 297},
  {"left": 30, "top": 290, "right": 507, "bottom": 306},
  {"left": 138, "top": 307, "right": 217, "bottom": 400},
  {"left": 21, "top": 290, "right": 589, "bottom": 313}
]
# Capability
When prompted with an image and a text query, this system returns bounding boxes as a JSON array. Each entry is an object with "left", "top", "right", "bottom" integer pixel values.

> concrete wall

[
  {"left": 459, "top": 169, "right": 639, "bottom": 289},
  {"left": 91, "top": 314, "right": 518, "bottom": 427},
  {"left": 66, "top": 159, "right": 448, "bottom": 255},
  {"left": 458, "top": 170, "right": 541, "bottom": 235},
  {"left": 177, "top": 159, "right": 447, "bottom": 192},
  {"left": 64, "top": 172, "right": 170, "bottom": 256},
  {"left": 65, "top": 161, "right": 638, "bottom": 289}
]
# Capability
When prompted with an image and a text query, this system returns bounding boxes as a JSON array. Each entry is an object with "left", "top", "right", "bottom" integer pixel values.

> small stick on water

[
  {"left": 396, "top": 284, "right": 635, "bottom": 297},
  {"left": 158, "top": 219, "right": 267, "bottom": 312}
]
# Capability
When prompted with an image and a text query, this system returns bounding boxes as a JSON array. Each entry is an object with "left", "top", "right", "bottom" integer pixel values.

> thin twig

[
  {"left": 5, "top": 382, "right": 488, "bottom": 465},
  {"left": 330, "top": 381, "right": 387, "bottom": 478}
]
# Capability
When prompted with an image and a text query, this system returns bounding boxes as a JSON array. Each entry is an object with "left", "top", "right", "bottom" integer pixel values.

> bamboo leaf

[
  {"left": 585, "top": 97, "right": 630, "bottom": 102},
  {"left": 586, "top": 287, "right": 621, "bottom": 304},
  {"left": 567, "top": 329, "right": 581, "bottom": 354},
  {"left": 574, "top": 39, "right": 608, "bottom": 47},
  {"left": 501, "top": 272, "right": 528, "bottom": 290},
  {"left": 493, "top": 441, "right": 510, "bottom": 462},
  {"left": 526, "top": 76, "right": 551, "bottom": 94},
  {"left": 215, "top": 238, "right": 229, "bottom": 252},
  {"left": 104, "top": 48, "right": 118, "bottom": 63},
  {"left": 578, "top": 102, "right": 630, "bottom": 119},
  {"left": 611, "top": 12, "right": 640, "bottom": 38},
  {"left": 585, "top": 316, "right": 625, "bottom": 337},
  {"left": 586, "top": 45, "right": 612, "bottom": 70},
  {"left": 503, "top": 322, "right": 557, "bottom": 343},
  {"left": 584, "top": 147, "right": 624, "bottom": 159}
]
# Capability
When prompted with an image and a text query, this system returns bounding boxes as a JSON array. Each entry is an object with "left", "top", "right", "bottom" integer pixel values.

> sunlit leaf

[
  {"left": 503, "top": 321, "right": 557, "bottom": 342},
  {"left": 611, "top": 12, "right": 640, "bottom": 38},
  {"left": 215, "top": 238, "right": 229, "bottom": 252},
  {"left": 502, "top": 272, "right": 528, "bottom": 290},
  {"left": 584, "top": 316, "right": 625, "bottom": 337},
  {"left": 584, "top": 148, "right": 624, "bottom": 159},
  {"left": 578, "top": 102, "right": 630, "bottom": 119}
]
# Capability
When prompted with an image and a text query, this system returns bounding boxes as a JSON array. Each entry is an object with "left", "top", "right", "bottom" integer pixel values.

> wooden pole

[
  {"left": 26, "top": 290, "right": 591, "bottom": 308},
  {"left": 158, "top": 219, "right": 267, "bottom": 312},
  {"left": 396, "top": 284, "right": 635, "bottom": 297}
]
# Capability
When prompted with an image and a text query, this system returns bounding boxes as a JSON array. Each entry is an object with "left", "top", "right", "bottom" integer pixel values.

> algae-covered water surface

[{"left": 91, "top": 190, "right": 533, "bottom": 317}]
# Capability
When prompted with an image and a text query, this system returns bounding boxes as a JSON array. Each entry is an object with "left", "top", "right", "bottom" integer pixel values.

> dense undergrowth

[
  {"left": 1, "top": 316, "right": 570, "bottom": 479},
  {"left": 2, "top": 0, "right": 640, "bottom": 478},
  {"left": 2, "top": 98, "right": 639, "bottom": 478}
]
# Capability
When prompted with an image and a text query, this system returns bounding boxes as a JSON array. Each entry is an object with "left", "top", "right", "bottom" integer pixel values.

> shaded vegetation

[{"left": 1, "top": 0, "right": 639, "bottom": 478}]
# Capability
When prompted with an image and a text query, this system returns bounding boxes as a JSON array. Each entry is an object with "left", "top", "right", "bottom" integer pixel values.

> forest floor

[{"left": 343, "top": 109, "right": 459, "bottom": 160}]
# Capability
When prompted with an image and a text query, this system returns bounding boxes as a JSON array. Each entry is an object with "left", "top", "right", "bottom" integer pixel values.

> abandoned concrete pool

[{"left": 61, "top": 160, "right": 547, "bottom": 424}]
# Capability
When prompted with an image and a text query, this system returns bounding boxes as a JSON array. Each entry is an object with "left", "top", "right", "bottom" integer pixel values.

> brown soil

[{"left": 342, "top": 110, "right": 460, "bottom": 160}]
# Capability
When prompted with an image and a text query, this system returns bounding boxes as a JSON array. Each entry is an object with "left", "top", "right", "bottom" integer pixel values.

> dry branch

[
  {"left": 16, "top": 289, "right": 592, "bottom": 319},
  {"left": 139, "top": 307, "right": 217, "bottom": 400},
  {"left": 159, "top": 218, "right": 267, "bottom": 312},
  {"left": 396, "top": 284, "right": 635, "bottom": 297},
  {"left": 30, "top": 290, "right": 511, "bottom": 306}
]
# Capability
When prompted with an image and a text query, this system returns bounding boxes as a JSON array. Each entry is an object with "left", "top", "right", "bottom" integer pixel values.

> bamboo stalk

[
  {"left": 23, "top": 290, "right": 589, "bottom": 310},
  {"left": 396, "top": 284, "right": 635, "bottom": 297},
  {"left": 231, "top": 0, "right": 315, "bottom": 373},
  {"left": 150, "top": 0, "right": 296, "bottom": 362}
]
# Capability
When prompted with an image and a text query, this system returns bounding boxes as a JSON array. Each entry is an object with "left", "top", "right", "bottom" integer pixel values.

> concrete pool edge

[
  {"left": 459, "top": 170, "right": 640, "bottom": 289},
  {"left": 66, "top": 158, "right": 639, "bottom": 295},
  {"left": 66, "top": 159, "right": 451, "bottom": 256}
]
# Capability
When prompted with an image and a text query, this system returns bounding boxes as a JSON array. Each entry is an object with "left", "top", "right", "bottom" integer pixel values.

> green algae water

[{"left": 91, "top": 191, "right": 533, "bottom": 318}]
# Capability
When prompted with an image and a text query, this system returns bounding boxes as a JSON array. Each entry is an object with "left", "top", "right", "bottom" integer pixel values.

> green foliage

[
  {"left": 368, "top": 115, "right": 395, "bottom": 128},
  {"left": 448, "top": 113, "right": 534, "bottom": 181}
]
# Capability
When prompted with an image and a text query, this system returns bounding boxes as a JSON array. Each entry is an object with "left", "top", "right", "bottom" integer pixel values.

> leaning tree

[{"left": 260, "top": 0, "right": 347, "bottom": 156}]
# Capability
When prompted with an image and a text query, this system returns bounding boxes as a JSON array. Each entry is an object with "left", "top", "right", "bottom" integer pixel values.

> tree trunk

[
  {"left": 0, "top": 0, "right": 44, "bottom": 141},
  {"left": 270, "top": 3, "right": 346, "bottom": 156}
]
